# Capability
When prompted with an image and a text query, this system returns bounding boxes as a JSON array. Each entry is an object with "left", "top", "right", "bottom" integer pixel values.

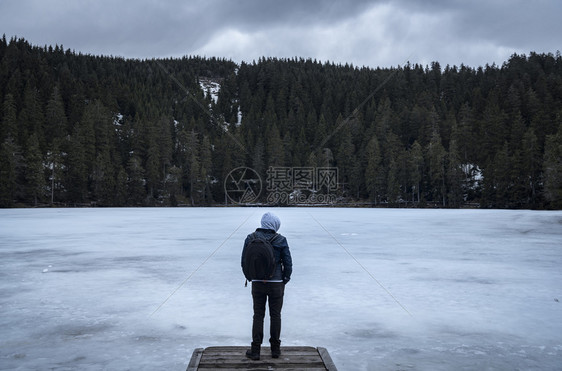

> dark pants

[{"left": 251, "top": 282, "right": 285, "bottom": 349}]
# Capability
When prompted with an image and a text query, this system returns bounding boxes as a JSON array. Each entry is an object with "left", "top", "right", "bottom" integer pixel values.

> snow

[
  {"left": 462, "top": 163, "right": 483, "bottom": 188},
  {"left": 236, "top": 105, "right": 242, "bottom": 127},
  {"left": 113, "top": 113, "right": 123, "bottom": 126},
  {"left": 198, "top": 78, "right": 234, "bottom": 132},
  {"left": 1, "top": 208, "right": 561, "bottom": 370},
  {"left": 198, "top": 78, "right": 220, "bottom": 104}
]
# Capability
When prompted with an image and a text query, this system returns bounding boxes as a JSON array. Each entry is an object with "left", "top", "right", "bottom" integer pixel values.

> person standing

[{"left": 241, "top": 212, "right": 292, "bottom": 360}]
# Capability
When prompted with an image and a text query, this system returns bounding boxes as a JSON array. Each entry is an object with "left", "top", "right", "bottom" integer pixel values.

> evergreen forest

[{"left": 1, "top": 36, "right": 561, "bottom": 208}]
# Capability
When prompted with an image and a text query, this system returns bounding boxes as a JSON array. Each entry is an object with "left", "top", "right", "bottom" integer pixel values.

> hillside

[{"left": 1, "top": 36, "right": 561, "bottom": 208}]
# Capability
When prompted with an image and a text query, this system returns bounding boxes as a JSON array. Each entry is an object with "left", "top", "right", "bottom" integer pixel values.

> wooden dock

[{"left": 187, "top": 346, "right": 337, "bottom": 370}]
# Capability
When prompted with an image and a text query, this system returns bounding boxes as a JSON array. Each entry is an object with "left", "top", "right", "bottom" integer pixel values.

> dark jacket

[{"left": 242, "top": 228, "right": 292, "bottom": 283}]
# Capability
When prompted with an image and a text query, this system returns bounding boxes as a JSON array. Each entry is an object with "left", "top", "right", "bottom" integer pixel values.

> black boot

[
  {"left": 271, "top": 340, "right": 281, "bottom": 358},
  {"left": 245, "top": 344, "right": 260, "bottom": 360}
]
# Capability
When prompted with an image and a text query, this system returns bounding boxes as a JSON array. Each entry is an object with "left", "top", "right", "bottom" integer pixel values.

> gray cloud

[{"left": 1, "top": 0, "right": 560, "bottom": 68}]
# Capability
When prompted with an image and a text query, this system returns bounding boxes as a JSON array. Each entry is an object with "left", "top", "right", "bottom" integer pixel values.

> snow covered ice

[{"left": 1, "top": 208, "right": 561, "bottom": 370}]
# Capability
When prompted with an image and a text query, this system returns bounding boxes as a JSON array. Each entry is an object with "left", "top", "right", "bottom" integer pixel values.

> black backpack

[{"left": 242, "top": 233, "right": 277, "bottom": 283}]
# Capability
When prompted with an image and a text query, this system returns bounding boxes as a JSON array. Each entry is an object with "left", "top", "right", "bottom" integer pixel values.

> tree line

[{"left": 1, "top": 36, "right": 561, "bottom": 208}]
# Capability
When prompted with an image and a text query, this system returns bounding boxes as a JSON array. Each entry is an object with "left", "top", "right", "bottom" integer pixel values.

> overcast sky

[{"left": 1, "top": 0, "right": 560, "bottom": 69}]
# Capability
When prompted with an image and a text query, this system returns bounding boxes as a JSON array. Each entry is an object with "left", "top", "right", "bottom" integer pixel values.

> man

[{"left": 241, "top": 212, "right": 292, "bottom": 360}]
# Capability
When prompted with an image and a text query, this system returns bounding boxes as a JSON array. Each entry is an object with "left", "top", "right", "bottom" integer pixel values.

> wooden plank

[
  {"left": 203, "top": 346, "right": 317, "bottom": 353},
  {"left": 187, "top": 346, "right": 336, "bottom": 371},
  {"left": 199, "top": 355, "right": 324, "bottom": 363},
  {"left": 199, "top": 370, "right": 323, "bottom": 371},
  {"left": 198, "top": 358, "right": 325, "bottom": 368},
  {"left": 187, "top": 348, "right": 204, "bottom": 371},
  {"left": 317, "top": 347, "right": 338, "bottom": 371},
  {"left": 198, "top": 360, "right": 325, "bottom": 368}
]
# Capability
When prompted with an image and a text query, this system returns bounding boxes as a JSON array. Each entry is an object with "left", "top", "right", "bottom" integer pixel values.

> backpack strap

[
  {"left": 268, "top": 232, "right": 279, "bottom": 244},
  {"left": 270, "top": 233, "right": 280, "bottom": 263}
]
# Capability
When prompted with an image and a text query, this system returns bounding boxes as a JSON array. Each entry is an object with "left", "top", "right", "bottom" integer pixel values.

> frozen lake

[{"left": 1, "top": 208, "right": 561, "bottom": 370}]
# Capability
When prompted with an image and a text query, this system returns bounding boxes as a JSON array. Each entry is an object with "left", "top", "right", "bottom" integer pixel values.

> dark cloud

[
  {"left": 1, "top": 0, "right": 560, "bottom": 67},
  {"left": 391, "top": 0, "right": 562, "bottom": 61},
  {"left": 219, "top": 0, "right": 376, "bottom": 28}
]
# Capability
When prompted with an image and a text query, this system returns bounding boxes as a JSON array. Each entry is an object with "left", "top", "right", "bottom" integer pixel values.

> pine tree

[
  {"left": 158, "top": 117, "right": 173, "bottom": 179},
  {"left": 126, "top": 155, "right": 146, "bottom": 206},
  {"left": 386, "top": 158, "right": 400, "bottom": 204},
  {"left": 496, "top": 143, "right": 513, "bottom": 208},
  {"left": 483, "top": 143, "right": 511, "bottom": 208},
  {"left": 66, "top": 126, "right": 88, "bottom": 203},
  {"left": 77, "top": 102, "right": 98, "bottom": 184},
  {"left": 336, "top": 129, "right": 356, "bottom": 198},
  {"left": 520, "top": 128, "right": 541, "bottom": 207},
  {"left": 45, "top": 86, "right": 68, "bottom": 145},
  {"left": 19, "top": 82, "right": 45, "bottom": 149},
  {"left": 384, "top": 133, "right": 403, "bottom": 204},
  {"left": 456, "top": 102, "right": 475, "bottom": 163},
  {"left": 409, "top": 141, "right": 424, "bottom": 203},
  {"left": 1, "top": 93, "right": 17, "bottom": 142},
  {"left": 252, "top": 137, "right": 266, "bottom": 178},
  {"left": 46, "top": 139, "right": 64, "bottom": 205},
  {"left": 187, "top": 130, "right": 201, "bottom": 205},
  {"left": 292, "top": 127, "right": 308, "bottom": 167},
  {"left": 447, "top": 124, "right": 464, "bottom": 207},
  {"left": 266, "top": 122, "right": 285, "bottom": 167},
  {"left": 24, "top": 133, "right": 45, "bottom": 206},
  {"left": 163, "top": 165, "right": 182, "bottom": 206},
  {"left": 306, "top": 151, "right": 318, "bottom": 169},
  {"left": 200, "top": 135, "right": 213, "bottom": 204},
  {"left": 93, "top": 149, "right": 115, "bottom": 206},
  {"left": 543, "top": 124, "right": 562, "bottom": 208},
  {"left": 91, "top": 100, "right": 113, "bottom": 159},
  {"left": 214, "top": 134, "right": 236, "bottom": 203},
  {"left": 145, "top": 129, "right": 160, "bottom": 200},
  {"left": 0, "top": 137, "right": 22, "bottom": 206},
  {"left": 479, "top": 96, "right": 507, "bottom": 162},
  {"left": 114, "top": 166, "right": 128, "bottom": 206},
  {"left": 365, "top": 135, "right": 383, "bottom": 203},
  {"left": 427, "top": 129, "right": 447, "bottom": 206}
]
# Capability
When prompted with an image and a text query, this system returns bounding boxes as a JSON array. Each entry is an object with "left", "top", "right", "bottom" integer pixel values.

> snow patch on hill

[
  {"left": 198, "top": 78, "right": 221, "bottom": 104},
  {"left": 198, "top": 77, "right": 243, "bottom": 128}
]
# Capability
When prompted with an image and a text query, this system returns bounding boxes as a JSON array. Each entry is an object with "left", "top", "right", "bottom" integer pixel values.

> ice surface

[{"left": 1, "top": 208, "right": 561, "bottom": 370}]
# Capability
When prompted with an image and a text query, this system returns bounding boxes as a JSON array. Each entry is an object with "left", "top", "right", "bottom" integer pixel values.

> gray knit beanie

[{"left": 261, "top": 212, "right": 281, "bottom": 232}]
